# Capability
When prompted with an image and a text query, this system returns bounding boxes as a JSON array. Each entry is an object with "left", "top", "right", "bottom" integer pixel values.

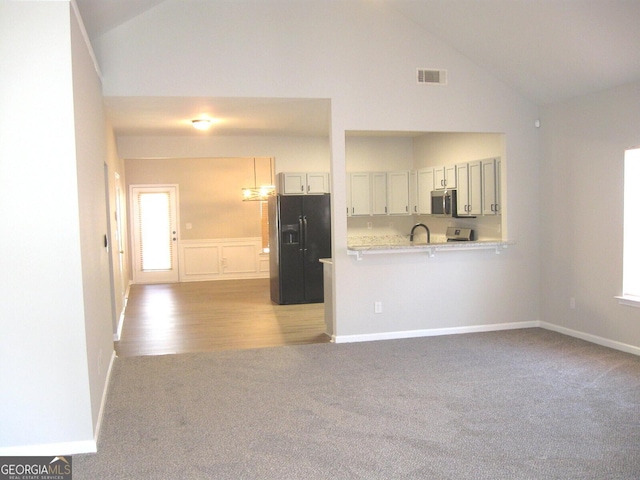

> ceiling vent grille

[{"left": 417, "top": 69, "right": 447, "bottom": 85}]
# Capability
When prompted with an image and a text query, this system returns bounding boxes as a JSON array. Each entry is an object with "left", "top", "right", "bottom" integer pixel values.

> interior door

[
  {"left": 114, "top": 173, "right": 127, "bottom": 295},
  {"left": 131, "top": 185, "right": 180, "bottom": 284}
]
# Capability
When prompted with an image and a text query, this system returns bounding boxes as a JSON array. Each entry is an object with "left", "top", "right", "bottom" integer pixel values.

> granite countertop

[
  {"left": 347, "top": 234, "right": 442, "bottom": 247},
  {"left": 347, "top": 234, "right": 512, "bottom": 258}
]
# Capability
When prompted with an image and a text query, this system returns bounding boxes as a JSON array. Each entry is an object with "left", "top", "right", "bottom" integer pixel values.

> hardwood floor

[{"left": 115, "top": 278, "right": 331, "bottom": 357}]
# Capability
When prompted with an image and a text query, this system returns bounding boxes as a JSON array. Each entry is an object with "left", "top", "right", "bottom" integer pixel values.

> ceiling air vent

[{"left": 417, "top": 69, "right": 447, "bottom": 85}]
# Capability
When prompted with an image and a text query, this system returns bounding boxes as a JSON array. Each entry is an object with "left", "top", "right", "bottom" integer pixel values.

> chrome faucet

[{"left": 409, "top": 223, "right": 430, "bottom": 244}]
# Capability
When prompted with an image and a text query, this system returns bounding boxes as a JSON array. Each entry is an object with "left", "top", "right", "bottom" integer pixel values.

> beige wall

[{"left": 125, "top": 157, "right": 273, "bottom": 240}]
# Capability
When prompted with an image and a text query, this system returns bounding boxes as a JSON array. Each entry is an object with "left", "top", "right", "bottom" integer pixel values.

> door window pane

[{"left": 138, "top": 192, "right": 173, "bottom": 271}]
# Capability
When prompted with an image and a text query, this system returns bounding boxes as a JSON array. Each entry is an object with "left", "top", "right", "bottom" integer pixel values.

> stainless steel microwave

[{"left": 431, "top": 189, "right": 459, "bottom": 217}]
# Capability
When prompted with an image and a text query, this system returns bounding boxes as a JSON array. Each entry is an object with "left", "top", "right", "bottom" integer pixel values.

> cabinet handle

[
  {"left": 406, "top": 205, "right": 408, "bottom": 212},
  {"left": 301, "top": 185, "right": 304, "bottom": 192}
]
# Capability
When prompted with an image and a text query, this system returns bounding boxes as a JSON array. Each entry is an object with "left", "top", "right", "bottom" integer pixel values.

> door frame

[{"left": 130, "top": 184, "right": 180, "bottom": 284}]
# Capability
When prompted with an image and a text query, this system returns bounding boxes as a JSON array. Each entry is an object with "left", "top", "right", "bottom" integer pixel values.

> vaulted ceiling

[{"left": 75, "top": 0, "right": 640, "bottom": 137}]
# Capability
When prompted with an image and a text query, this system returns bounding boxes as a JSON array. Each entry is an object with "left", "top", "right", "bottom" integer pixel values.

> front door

[{"left": 131, "top": 185, "right": 180, "bottom": 284}]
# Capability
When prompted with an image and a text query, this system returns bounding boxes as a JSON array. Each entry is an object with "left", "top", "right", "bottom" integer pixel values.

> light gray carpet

[{"left": 75, "top": 328, "right": 640, "bottom": 479}]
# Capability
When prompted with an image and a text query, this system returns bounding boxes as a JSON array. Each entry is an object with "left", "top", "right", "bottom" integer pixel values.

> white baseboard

[
  {"left": 332, "top": 321, "right": 640, "bottom": 357},
  {"left": 113, "top": 283, "right": 130, "bottom": 342},
  {"left": 333, "top": 321, "right": 540, "bottom": 344},
  {"left": 0, "top": 440, "right": 97, "bottom": 457},
  {"left": 540, "top": 322, "right": 640, "bottom": 356},
  {"left": 93, "top": 350, "right": 117, "bottom": 448}
]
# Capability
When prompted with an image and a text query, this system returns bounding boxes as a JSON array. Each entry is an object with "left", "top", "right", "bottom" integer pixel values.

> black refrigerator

[{"left": 268, "top": 194, "right": 331, "bottom": 305}]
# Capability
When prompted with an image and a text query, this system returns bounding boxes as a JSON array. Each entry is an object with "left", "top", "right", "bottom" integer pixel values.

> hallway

[{"left": 115, "top": 278, "right": 330, "bottom": 357}]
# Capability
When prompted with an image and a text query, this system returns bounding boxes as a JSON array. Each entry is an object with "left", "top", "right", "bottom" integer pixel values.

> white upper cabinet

[
  {"left": 387, "top": 171, "right": 410, "bottom": 215},
  {"left": 371, "top": 172, "right": 388, "bottom": 215},
  {"left": 481, "top": 158, "right": 501, "bottom": 215},
  {"left": 278, "top": 172, "right": 330, "bottom": 195},
  {"left": 409, "top": 170, "right": 418, "bottom": 214},
  {"left": 456, "top": 160, "right": 482, "bottom": 216},
  {"left": 348, "top": 171, "right": 411, "bottom": 216},
  {"left": 417, "top": 168, "right": 435, "bottom": 214},
  {"left": 306, "top": 172, "right": 331, "bottom": 194},
  {"left": 348, "top": 172, "right": 371, "bottom": 216},
  {"left": 434, "top": 165, "right": 457, "bottom": 190}
]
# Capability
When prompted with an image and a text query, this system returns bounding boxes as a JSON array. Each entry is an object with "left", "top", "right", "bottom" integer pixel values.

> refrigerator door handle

[
  {"left": 298, "top": 216, "right": 304, "bottom": 251},
  {"left": 303, "top": 216, "right": 308, "bottom": 252}
]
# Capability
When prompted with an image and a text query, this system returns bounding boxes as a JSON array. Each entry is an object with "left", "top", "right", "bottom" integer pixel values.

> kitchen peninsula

[
  {"left": 347, "top": 238, "right": 512, "bottom": 260},
  {"left": 347, "top": 227, "right": 511, "bottom": 260}
]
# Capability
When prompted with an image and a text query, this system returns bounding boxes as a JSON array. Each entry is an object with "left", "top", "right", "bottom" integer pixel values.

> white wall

[
  {"left": 116, "top": 135, "right": 330, "bottom": 173},
  {"left": 0, "top": 1, "right": 99, "bottom": 453},
  {"left": 346, "top": 136, "right": 414, "bottom": 172},
  {"left": 70, "top": 4, "right": 117, "bottom": 437},
  {"left": 539, "top": 81, "right": 640, "bottom": 350},
  {"left": 95, "top": 1, "right": 540, "bottom": 341},
  {"left": 413, "top": 132, "right": 505, "bottom": 168},
  {"left": 104, "top": 121, "right": 130, "bottom": 337}
]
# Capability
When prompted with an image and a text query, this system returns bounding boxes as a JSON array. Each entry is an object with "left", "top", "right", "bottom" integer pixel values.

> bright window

[
  {"left": 137, "top": 192, "right": 173, "bottom": 271},
  {"left": 620, "top": 147, "right": 640, "bottom": 306}
]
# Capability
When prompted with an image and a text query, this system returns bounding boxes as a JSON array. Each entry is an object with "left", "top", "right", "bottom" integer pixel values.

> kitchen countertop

[{"left": 347, "top": 238, "right": 513, "bottom": 259}]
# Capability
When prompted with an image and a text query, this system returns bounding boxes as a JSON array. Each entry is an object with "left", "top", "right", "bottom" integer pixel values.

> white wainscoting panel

[
  {"left": 179, "top": 238, "right": 269, "bottom": 282},
  {"left": 222, "top": 244, "right": 256, "bottom": 274},
  {"left": 258, "top": 254, "right": 270, "bottom": 273}
]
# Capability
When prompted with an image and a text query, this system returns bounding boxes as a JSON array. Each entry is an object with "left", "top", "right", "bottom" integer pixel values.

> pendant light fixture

[{"left": 242, "top": 157, "right": 276, "bottom": 201}]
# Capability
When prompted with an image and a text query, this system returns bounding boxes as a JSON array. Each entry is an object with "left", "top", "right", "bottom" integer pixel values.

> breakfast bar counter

[{"left": 347, "top": 240, "right": 512, "bottom": 260}]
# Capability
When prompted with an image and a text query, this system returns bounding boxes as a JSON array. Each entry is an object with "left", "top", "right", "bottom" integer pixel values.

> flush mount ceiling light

[{"left": 191, "top": 119, "right": 212, "bottom": 130}]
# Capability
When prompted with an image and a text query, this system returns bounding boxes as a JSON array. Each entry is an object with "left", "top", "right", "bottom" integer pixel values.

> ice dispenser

[{"left": 281, "top": 224, "right": 299, "bottom": 245}]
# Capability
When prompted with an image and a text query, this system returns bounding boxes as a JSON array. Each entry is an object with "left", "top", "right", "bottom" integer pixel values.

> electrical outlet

[
  {"left": 374, "top": 301, "right": 382, "bottom": 314},
  {"left": 569, "top": 297, "right": 576, "bottom": 310}
]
